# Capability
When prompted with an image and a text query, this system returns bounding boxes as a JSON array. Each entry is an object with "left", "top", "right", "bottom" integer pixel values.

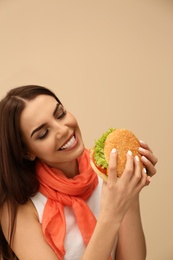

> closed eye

[
  {"left": 55, "top": 105, "right": 67, "bottom": 119},
  {"left": 38, "top": 129, "right": 49, "bottom": 140},
  {"left": 38, "top": 107, "right": 66, "bottom": 140},
  {"left": 31, "top": 103, "right": 67, "bottom": 140},
  {"left": 57, "top": 110, "right": 67, "bottom": 119}
]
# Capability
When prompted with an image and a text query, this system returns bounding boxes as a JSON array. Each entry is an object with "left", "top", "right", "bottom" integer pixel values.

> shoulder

[
  {"left": 1, "top": 199, "right": 58, "bottom": 259},
  {"left": 1, "top": 199, "right": 39, "bottom": 220},
  {"left": 1, "top": 199, "right": 39, "bottom": 241},
  {"left": 17, "top": 199, "right": 39, "bottom": 222}
]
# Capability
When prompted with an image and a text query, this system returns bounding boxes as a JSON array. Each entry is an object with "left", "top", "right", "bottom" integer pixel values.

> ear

[
  {"left": 24, "top": 152, "right": 36, "bottom": 161},
  {"left": 28, "top": 155, "right": 36, "bottom": 161}
]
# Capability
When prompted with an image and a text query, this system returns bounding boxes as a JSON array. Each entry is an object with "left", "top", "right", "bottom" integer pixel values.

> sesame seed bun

[{"left": 104, "top": 129, "right": 143, "bottom": 177}]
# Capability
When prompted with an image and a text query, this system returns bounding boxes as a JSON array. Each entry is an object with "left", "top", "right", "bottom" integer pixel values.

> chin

[{"left": 76, "top": 143, "right": 85, "bottom": 158}]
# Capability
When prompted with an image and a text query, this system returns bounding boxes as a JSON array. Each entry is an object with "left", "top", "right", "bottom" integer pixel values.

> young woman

[{"left": 0, "top": 85, "right": 157, "bottom": 260}]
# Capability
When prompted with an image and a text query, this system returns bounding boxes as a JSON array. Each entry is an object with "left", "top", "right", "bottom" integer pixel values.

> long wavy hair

[{"left": 0, "top": 85, "right": 62, "bottom": 259}]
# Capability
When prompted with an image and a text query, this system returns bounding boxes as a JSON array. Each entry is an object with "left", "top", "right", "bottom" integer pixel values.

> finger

[
  {"left": 133, "top": 155, "right": 142, "bottom": 182},
  {"left": 138, "top": 168, "right": 150, "bottom": 190},
  {"left": 107, "top": 148, "right": 118, "bottom": 183},
  {"left": 141, "top": 156, "right": 157, "bottom": 176},
  {"left": 121, "top": 150, "right": 134, "bottom": 181},
  {"left": 139, "top": 140, "right": 153, "bottom": 153},
  {"left": 138, "top": 147, "right": 158, "bottom": 166},
  {"left": 129, "top": 155, "right": 143, "bottom": 188},
  {"left": 146, "top": 175, "right": 151, "bottom": 186}
]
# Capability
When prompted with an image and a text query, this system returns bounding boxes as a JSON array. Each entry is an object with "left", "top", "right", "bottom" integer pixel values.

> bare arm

[
  {"left": 82, "top": 149, "right": 149, "bottom": 260},
  {"left": 115, "top": 197, "right": 146, "bottom": 260},
  {"left": 1, "top": 200, "right": 58, "bottom": 260},
  {"left": 115, "top": 141, "right": 158, "bottom": 260}
]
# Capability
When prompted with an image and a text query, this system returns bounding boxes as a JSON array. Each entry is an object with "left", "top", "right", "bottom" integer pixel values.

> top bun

[{"left": 104, "top": 128, "right": 143, "bottom": 177}]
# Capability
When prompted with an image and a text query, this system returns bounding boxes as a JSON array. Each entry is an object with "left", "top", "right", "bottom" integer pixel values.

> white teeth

[{"left": 60, "top": 136, "right": 75, "bottom": 149}]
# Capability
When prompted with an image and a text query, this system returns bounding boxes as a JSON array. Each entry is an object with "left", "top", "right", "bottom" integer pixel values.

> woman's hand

[
  {"left": 83, "top": 147, "right": 153, "bottom": 260},
  {"left": 139, "top": 140, "right": 158, "bottom": 177},
  {"left": 100, "top": 148, "right": 149, "bottom": 224}
]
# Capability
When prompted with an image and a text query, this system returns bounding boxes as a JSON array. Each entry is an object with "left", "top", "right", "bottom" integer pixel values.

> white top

[{"left": 31, "top": 177, "right": 115, "bottom": 259}]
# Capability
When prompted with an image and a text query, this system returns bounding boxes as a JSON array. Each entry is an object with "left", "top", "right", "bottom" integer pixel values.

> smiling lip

[{"left": 59, "top": 134, "right": 78, "bottom": 151}]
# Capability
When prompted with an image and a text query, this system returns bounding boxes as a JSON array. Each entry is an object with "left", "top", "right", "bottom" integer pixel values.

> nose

[{"left": 53, "top": 120, "right": 69, "bottom": 139}]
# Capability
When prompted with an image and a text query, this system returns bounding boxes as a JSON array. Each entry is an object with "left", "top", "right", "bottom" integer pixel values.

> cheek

[
  {"left": 67, "top": 114, "right": 83, "bottom": 141},
  {"left": 29, "top": 139, "right": 55, "bottom": 156},
  {"left": 67, "top": 112, "right": 79, "bottom": 126}
]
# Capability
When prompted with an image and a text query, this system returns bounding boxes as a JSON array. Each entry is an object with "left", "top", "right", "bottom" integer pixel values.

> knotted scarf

[{"left": 36, "top": 148, "right": 98, "bottom": 259}]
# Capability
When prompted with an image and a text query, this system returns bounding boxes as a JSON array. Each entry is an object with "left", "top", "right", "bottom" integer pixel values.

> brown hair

[{"left": 0, "top": 85, "right": 62, "bottom": 259}]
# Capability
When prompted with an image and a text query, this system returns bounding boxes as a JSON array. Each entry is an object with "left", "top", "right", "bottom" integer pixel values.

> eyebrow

[{"left": 30, "top": 103, "right": 60, "bottom": 137}]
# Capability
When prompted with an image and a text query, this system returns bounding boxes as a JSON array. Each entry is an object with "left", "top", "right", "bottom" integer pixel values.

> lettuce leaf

[{"left": 93, "top": 128, "right": 115, "bottom": 169}]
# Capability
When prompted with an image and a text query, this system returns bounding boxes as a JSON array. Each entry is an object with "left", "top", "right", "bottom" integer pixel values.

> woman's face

[{"left": 20, "top": 94, "right": 84, "bottom": 170}]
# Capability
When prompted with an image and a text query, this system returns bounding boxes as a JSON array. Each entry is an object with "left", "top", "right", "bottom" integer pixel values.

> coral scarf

[{"left": 36, "top": 148, "right": 98, "bottom": 259}]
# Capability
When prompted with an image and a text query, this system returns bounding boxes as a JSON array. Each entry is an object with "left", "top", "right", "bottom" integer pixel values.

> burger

[{"left": 90, "top": 128, "right": 144, "bottom": 182}]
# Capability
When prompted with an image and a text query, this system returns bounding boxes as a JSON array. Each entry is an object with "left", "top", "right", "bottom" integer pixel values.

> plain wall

[{"left": 0, "top": 0, "right": 173, "bottom": 259}]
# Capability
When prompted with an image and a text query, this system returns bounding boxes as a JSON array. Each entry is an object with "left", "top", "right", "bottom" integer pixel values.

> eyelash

[
  {"left": 38, "top": 109, "right": 67, "bottom": 140},
  {"left": 57, "top": 109, "right": 67, "bottom": 119},
  {"left": 39, "top": 130, "right": 49, "bottom": 140}
]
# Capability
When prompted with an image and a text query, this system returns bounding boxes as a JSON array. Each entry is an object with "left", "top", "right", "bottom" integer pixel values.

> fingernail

[
  {"left": 135, "top": 155, "right": 139, "bottom": 161},
  {"left": 139, "top": 147, "right": 145, "bottom": 152},
  {"left": 111, "top": 148, "right": 116, "bottom": 153},
  {"left": 140, "top": 140, "right": 145, "bottom": 144},
  {"left": 142, "top": 156, "right": 148, "bottom": 162},
  {"left": 143, "top": 168, "right": 147, "bottom": 173},
  {"left": 128, "top": 150, "right": 132, "bottom": 155},
  {"left": 147, "top": 176, "right": 151, "bottom": 182}
]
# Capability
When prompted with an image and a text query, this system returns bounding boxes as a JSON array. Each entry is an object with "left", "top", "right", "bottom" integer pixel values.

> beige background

[{"left": 0, "top": 0, "right": 173, "bottom": 259}]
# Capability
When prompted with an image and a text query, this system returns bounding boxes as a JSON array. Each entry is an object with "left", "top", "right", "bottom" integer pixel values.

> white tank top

[{"left": 31, "top": 177, "right": 115, "bottom": 259}]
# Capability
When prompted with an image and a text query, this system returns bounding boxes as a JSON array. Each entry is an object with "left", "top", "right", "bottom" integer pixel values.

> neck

[{"left": 54, "top": 160, "right": 79, "bottom": 178}]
